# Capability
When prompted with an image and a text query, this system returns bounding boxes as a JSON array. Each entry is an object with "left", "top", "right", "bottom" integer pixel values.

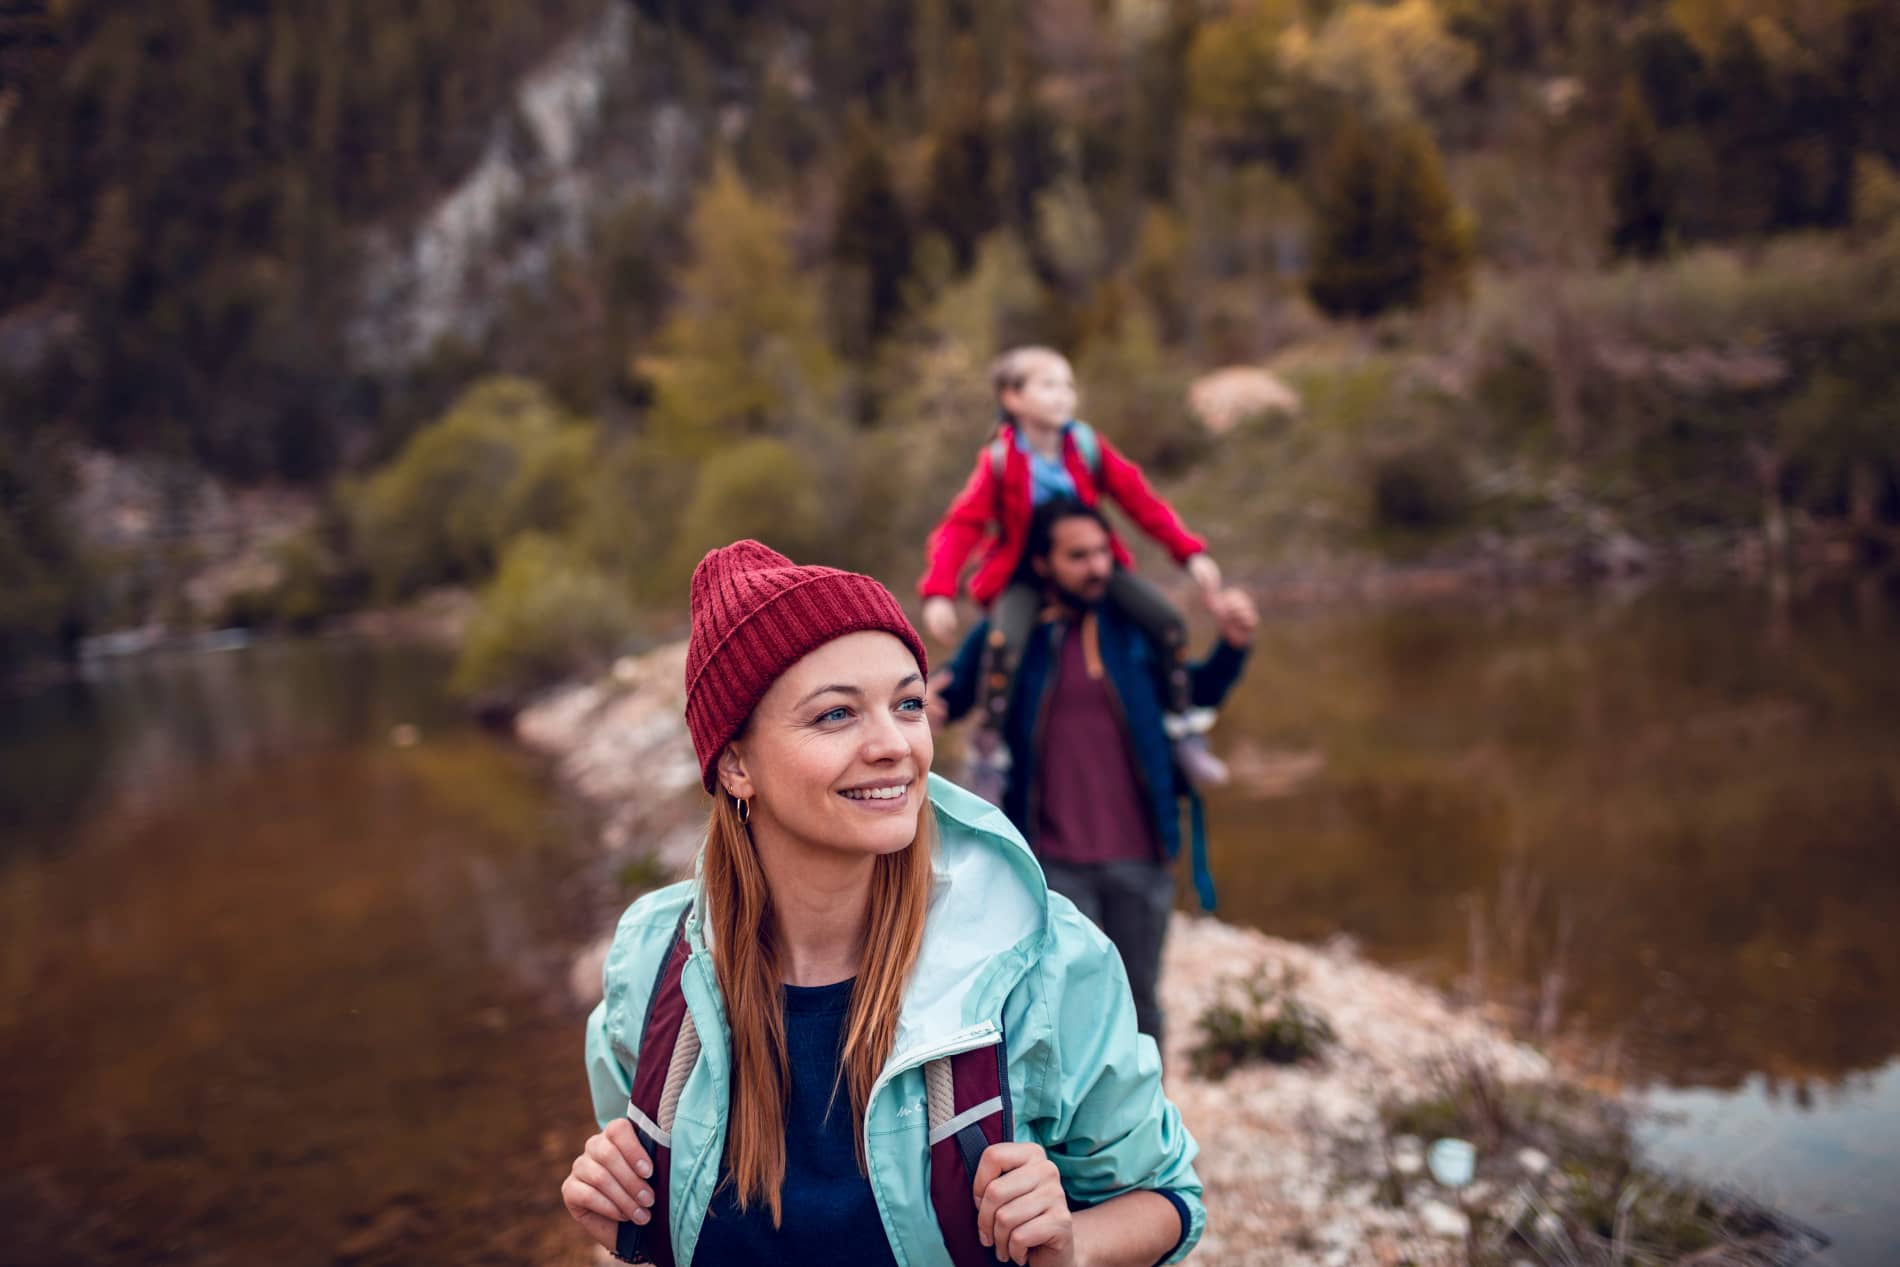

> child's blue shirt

[{"left": 1014, "top": 421, "right": 1079, "bottom": 505}]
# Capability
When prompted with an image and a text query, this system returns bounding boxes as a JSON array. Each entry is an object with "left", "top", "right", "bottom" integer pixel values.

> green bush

[
  {"left": 1189, "top": 965, "right": 1337, "bottom": 1079},
  {"left": 451, "top": 534, "right": 634, "bottom": 700},
  {"left": 350, "top": 377, "right": 597, "bottom": 600},
  {"left": 664, "top": 438, "right": 830, "bottom": 588},
  {"left": 1367, "top": 440, "right": 1473, "bottom": 537}
]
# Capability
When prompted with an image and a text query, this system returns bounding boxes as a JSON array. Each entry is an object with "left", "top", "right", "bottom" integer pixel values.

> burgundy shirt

[{"left": 1033, "top": 614, "right": 1164, "bottom": 865}]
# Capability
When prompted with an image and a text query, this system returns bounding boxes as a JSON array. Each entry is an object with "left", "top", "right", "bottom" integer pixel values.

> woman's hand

[
  {"left": 973, "top": 1141, "right": 1075, "bottom": 1266},
  {"left": 923, "top": 596, "right": 961, "bottom": 647},
  {"left": 560, "top": 1119, "right": 658, "bottom": 1251}
]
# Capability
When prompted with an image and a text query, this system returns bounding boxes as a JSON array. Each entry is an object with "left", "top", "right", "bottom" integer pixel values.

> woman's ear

[{"left": 716, "top": 744, "right": 754, "bottom": 801}]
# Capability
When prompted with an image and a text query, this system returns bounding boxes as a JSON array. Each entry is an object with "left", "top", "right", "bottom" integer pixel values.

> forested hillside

[{"left": 5, "top": 0, "right": 1900, "bottom": 675}]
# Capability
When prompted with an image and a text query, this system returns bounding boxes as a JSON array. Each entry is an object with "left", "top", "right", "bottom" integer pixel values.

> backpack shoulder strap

[
  {"left": 1068, "top": 420, "right": 1102, "bottom": 481},
  {"left": 614, "top": 909, "right": 695, "bottom": 1266},
  {"left": 924, "top": 1037, "right": 1014, "bottom": 1266}
]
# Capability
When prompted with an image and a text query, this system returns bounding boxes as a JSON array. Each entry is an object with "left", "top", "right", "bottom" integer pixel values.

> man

[{"left": 930, "top": 496, "right": 1257, "bottom": 1044}]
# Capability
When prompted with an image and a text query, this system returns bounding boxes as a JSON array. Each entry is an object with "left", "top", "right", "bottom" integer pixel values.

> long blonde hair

[{"left": 699, "top": 789, "right": 934, "bottom": 1226}]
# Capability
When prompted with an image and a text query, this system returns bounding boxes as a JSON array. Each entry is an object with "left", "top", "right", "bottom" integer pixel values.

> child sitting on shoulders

[{"left": 918, "top": 345, "right": 1230, "bottom": 801}]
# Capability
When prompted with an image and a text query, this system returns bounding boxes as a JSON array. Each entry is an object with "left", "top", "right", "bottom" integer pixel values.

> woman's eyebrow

[
  {"left": 794, "top": 684, "right": 862, "bottom": 709},
  {"left": 793, "top": 673, "right": 923, "bottom": 710}
]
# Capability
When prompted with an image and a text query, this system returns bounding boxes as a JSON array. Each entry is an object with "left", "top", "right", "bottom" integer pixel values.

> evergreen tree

[
  {"left": 1306, "top": 115, "right": 1474, "bottom": 318},
  {"left": 920, "top": 41, "right": 1001, "bottom": 272},
  {"left": 1609, "top": 81, "right": 1670, "bottom": 257},
  {"left": 830, "top": 112, "right": 916, "bottom": 355},
  {"left": 647, "top": 161, "right": 839, "bottom": 455}
]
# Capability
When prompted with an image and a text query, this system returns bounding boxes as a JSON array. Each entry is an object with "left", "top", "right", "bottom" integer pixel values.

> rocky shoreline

[{"left": 523, "top": 643, "right": 1820, "bottom": 1267}]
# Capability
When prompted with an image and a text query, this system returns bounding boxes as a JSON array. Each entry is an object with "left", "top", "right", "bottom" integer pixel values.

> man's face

[{"left": 1036, "top": 514, "right": 1114, "bottom": 606}]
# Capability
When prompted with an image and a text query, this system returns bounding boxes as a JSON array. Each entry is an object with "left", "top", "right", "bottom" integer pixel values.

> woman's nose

[{"left": 860, "top": 710, "right": 910, "bottom": 760}]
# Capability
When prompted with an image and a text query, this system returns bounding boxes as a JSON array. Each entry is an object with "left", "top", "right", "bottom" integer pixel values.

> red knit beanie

[{"left": 684, "top": 540, "right": 929, "bottom": 793}]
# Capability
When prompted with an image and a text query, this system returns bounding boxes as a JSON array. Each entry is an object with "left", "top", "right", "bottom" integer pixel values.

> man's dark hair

[{"left": 1027, "top": 496, "right": 1110, "bottom": 562}]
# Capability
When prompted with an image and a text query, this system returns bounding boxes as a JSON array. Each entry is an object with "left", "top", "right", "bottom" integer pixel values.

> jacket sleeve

[
  {"left": 1094, "top": 435, "right": 1207, "bottom": 566},
  {"left": 1188, "top": 638, "right": 1249, "bottom": 711},
  {"left": 919, "top": 449, "right": 998, "bottom": 600},
  {"left": 935, "top": 622, "right": 988, "bottom": 724},
  {"left": 1007, "top": 898, "right": 1205, "bottom": 1262}
]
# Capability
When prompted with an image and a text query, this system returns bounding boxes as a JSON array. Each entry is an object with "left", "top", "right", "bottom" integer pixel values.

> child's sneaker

[
  {"left": 1165, "top": 708, "right": 1229, "bottom": 789},
  {"left": 961, "top": 727, "right": 1012, "bottom": 807}
]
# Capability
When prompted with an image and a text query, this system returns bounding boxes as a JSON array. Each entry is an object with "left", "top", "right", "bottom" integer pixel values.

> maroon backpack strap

[
  {"left": 925, "top": 1036, "right": 1014, "bottom": 1267},
  {"left": 613, "top": 911, "right": 695, "bottom": 1266}
]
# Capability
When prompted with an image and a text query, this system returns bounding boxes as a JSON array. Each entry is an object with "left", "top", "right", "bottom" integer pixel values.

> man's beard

[{"left": 1050, "top": 577, "right": 1107, "bottom": 611}]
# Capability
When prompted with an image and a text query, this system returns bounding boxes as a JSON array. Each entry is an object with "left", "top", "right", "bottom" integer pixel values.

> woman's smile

[{"left": 837, "top": 778, "right": 915, "bottom": 811}]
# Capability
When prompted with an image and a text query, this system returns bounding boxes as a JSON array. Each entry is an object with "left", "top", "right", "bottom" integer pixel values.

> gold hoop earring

[{"left": 733, "top": 795, "right": 750, "bottom": 825}]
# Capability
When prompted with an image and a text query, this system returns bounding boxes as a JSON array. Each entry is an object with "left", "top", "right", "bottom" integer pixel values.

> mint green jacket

[{"left": 584, "top": 773, "right": 1205, "bottom": 1266}]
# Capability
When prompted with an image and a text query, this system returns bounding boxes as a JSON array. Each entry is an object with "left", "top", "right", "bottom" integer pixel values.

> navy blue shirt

[{"left": 693, "top": 978, "right": 899, "bottom": 1266}]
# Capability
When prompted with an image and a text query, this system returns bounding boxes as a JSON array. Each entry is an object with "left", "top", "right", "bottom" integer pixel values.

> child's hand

[
  {"left": 922, "top": 596, "right": 960, "bottom": 647},
  {"left": 1186, "top": 553, "right": 1222, "bottom": 597}
]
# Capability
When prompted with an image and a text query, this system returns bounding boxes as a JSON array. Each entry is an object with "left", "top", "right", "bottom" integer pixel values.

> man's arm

[
  {"left": 928, "top": 620, "right": 988, "bottom": 726},
  {"left": 1187, "top": 588, "right": 1257, "bottom": 710}
]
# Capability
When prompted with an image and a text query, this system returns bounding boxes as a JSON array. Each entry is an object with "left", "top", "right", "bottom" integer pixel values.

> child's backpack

[{"left": 613, "top": 913, "right": 1014, "bottom": 1266}]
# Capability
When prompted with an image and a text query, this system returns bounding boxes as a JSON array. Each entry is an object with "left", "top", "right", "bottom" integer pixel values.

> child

[{"left": 919, "top": 345, "right": 1229, "bottom": 801}]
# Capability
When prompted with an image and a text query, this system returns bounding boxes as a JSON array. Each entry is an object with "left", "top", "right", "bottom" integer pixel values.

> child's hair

[{"left": 990, "top": 345, "right": 1070, "bottom": 404}]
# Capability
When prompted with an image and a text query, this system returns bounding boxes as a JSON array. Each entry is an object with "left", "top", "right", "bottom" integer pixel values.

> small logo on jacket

[{"left": 895, "top": 1098, "right": 926, "bottom": 1118}]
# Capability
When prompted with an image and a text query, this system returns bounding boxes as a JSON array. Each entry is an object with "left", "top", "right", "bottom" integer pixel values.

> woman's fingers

[
  {"left": 991, "top": 1191, "right": 1045, "bottom": 1262},
  {"left": 1003, "top": 1208, "right": 1072, "bottom": 1265},
  {"left": 587, "top": 1130, "right": 655, "bottom": 1209},
  {"left": 973, "top": 1143, "right": 1058, "bottom": 1250},
  {"left": 602, "top": 1118, "right": 656, "bottom": 1179},
  {"left": 571, "top": 1153, "right": 649, "bottom": 1223}
]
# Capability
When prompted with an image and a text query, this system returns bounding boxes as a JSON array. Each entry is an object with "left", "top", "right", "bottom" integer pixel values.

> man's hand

[
  {"left": 926, "top": 669, "right": 953, "bottom": 728},
  {"left": 1211, "top": 587, "right": 1258, "bottom": 648},
  {"left": 923, "top": 596, "right": 960, "bottom": 647}
]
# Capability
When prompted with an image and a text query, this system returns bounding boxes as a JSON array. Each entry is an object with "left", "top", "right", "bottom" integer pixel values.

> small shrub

[
  {"left": 452, "top": 534, "right": 634, "bottom": 701},
  {"left": 1189, "top": 964, "right": 1337, "bottom": 1079},
  {"left": 1367, "top": 440, "right": 1473, "bottom": 536}
]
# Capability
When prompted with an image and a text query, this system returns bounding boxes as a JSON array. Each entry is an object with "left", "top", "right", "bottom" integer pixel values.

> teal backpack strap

[
  {"left": 1186, "top": 788, "right": 1216, "bottom": 912},
  {"left": 1068, "top": 421, "right": 1102, "bottom": 481}
]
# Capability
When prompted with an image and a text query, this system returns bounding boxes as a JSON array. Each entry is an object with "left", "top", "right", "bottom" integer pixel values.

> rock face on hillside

[{"left": 349, "top": 2, "right": 702, "bottom": 372}]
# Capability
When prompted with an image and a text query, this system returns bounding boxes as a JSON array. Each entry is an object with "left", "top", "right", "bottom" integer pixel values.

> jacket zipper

[{"left": 862, "top": 1021, "right": 1004, "bottom": 1157}]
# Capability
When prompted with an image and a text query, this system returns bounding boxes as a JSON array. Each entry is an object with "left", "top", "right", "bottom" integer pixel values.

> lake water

[
  {"left": 0, "top": 638, "right": 609, "bottom": 1266},
  {"left": 2, "top": 576, "right": 1895, "bottom": 1264},
  {"left": 1198, "top": 575, "right": 1900, "bottom": 1265}
]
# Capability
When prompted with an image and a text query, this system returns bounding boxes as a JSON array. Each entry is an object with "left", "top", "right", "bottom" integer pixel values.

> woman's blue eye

[
  {"left": 817, "top": 707, "right": 851, "bottom": 724},
  {"left": 897, "top": 696, "right": 925, "bottom": 712}
]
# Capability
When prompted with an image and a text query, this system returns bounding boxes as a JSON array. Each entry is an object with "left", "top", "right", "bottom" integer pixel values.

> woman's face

[{"left": 721, "top": 631, "right": 933, "bottom": 862}]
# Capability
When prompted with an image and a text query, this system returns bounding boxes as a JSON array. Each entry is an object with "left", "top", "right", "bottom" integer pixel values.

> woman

[{"left": 562, "top": 541, "right": 1203, "bottom": 1266}]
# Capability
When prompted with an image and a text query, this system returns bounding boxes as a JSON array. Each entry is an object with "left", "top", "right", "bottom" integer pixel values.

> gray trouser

[{"left": 1040, "top": 859, "right": 1175, "bottom": 1047}]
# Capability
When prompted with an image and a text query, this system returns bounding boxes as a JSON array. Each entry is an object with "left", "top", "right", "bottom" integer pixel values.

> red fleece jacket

[{"left": 918, "top": 423, "right": 1207, "bottom": 606}]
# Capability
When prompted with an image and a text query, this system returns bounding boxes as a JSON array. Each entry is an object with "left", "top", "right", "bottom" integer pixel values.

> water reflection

[
  {"left": 1200, "top": 577, "right": 1900, "bottom": 1263},
  {"left": 0, "top": 640, "right": 603, "bottom": 1266},
  {"left": 1205, "top": 579, "right": 1900, "bottom": 1087}
]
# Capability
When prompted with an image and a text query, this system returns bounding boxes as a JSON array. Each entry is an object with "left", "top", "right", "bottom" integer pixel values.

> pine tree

[{"left": 1307, "top": 116, "right": 1474, "bottom": 318}]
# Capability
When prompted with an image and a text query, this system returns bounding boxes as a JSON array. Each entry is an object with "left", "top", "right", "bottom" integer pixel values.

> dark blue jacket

[{"left": 938, "top": 602, "right": 1249, "bottom": 905}]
